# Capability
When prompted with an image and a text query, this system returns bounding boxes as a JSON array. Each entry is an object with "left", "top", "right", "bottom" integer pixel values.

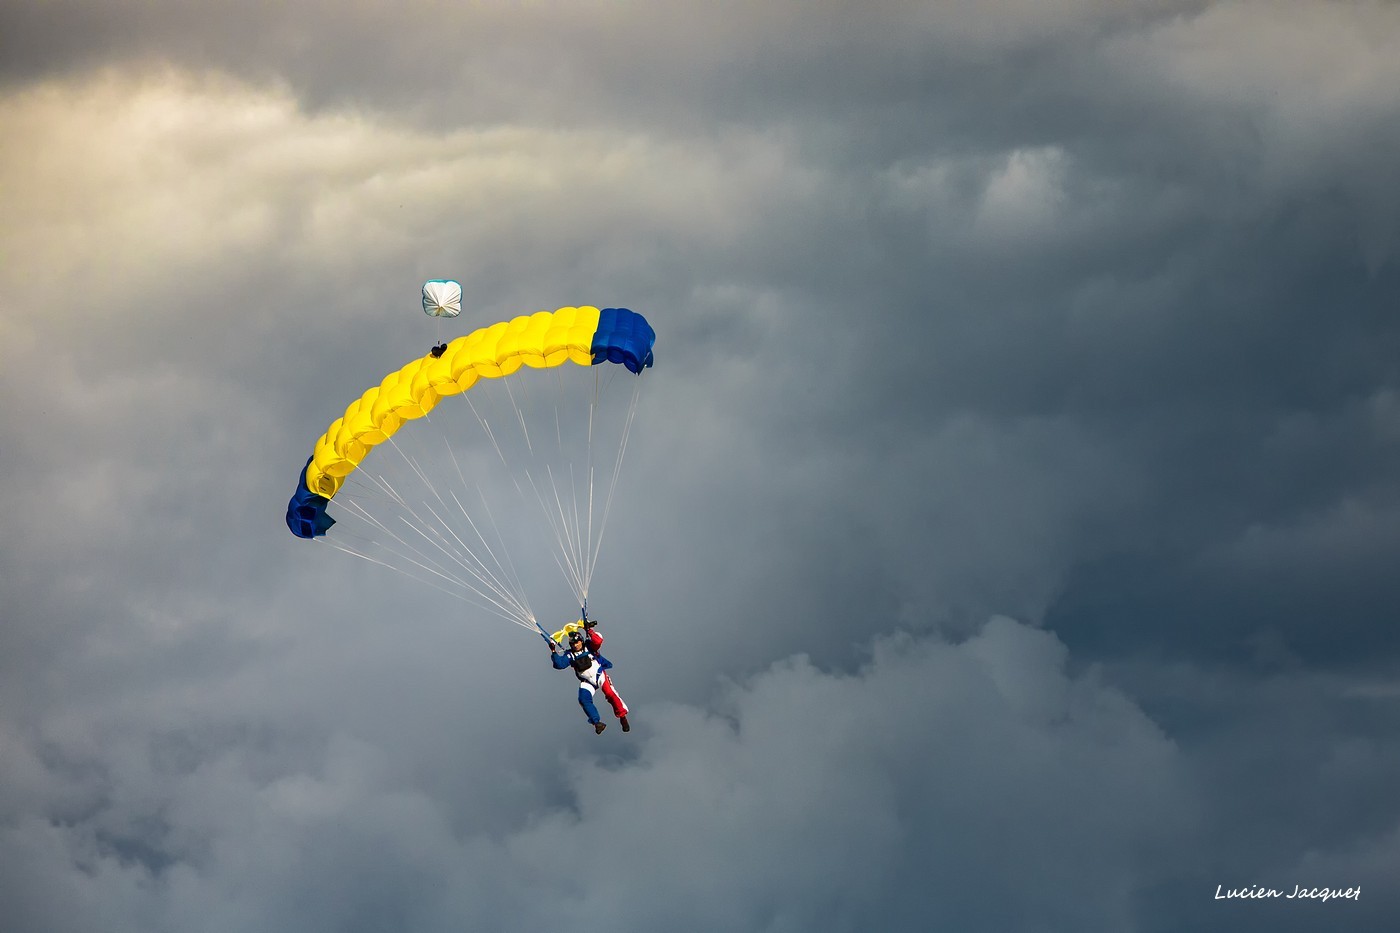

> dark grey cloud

[
  {"left": 3, "top": 1, "right": 1400, "bottom": 930},
  {"left": 0, "top": 621, "right": 1193, "bottom": 933}
]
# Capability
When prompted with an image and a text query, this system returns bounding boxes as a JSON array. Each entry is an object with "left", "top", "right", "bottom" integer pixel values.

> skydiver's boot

[
  {"left": 593, "top": 721, "right": 607, "bottom": 734},
  {"left": 620, "top": 716, "right": 630, "bottom": 732}
]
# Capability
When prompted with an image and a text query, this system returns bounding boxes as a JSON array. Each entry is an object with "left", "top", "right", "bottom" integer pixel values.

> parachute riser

[{"left": 536, "top": 620, "right": 559, "bottom": 650}]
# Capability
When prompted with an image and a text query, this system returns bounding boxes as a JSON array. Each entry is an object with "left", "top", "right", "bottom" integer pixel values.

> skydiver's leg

[
  {"left": 577, "top": 684, "right": 602, "bottom": 724},
  {"left": 600, "top": 674, "right": 628, "bottom": 718}
]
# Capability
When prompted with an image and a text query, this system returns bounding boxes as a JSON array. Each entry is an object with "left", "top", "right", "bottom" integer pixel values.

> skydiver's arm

[
  {"left": 586, "top": 629, "right": 604, "bottom": 651},
  {"left": 551, "top": 653, "right": 572, "bottom": 670}
]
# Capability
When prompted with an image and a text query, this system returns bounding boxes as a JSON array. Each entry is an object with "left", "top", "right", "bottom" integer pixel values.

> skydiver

[
  {"left": 429, "top": 342, "right": 448, "bottom": 358},
  {"left": 550, "top": 620, "right": 630, "bottom": 734}
]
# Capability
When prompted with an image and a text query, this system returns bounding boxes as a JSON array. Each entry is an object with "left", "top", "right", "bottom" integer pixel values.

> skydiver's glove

[{"left": 583, "top": 619, "right": 597, "bottom": 630}]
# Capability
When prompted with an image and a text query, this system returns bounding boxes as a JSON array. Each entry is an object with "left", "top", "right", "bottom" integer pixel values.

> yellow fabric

[
  {"left": 304, "top": 307, "right": 601, "bottom": 498},
  {"left": 551, "top": 621, "right": 587, "bottom": 644}
]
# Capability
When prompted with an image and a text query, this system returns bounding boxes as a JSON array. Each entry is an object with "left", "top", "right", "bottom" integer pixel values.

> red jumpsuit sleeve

[{"left": 587, "top": 629, "right": 604, "bottom": 651}]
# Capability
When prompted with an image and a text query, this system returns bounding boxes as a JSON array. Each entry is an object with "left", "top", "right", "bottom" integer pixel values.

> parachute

[
  {"left": 286, "top": 302, "right": 655, "bottom": 631},
  {"left": 422, "top": 280, "right": 462, "bottom": 318}
]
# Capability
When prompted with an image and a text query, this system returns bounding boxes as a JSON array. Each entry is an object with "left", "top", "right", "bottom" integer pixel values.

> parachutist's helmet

[{"left": 568, "top": 631, "right": 584, "bottom": 645}]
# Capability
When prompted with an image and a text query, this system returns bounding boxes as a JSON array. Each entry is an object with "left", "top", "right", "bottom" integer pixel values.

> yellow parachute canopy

[{"left": 304, "top": 306, "right": 602, "bottom": 500}]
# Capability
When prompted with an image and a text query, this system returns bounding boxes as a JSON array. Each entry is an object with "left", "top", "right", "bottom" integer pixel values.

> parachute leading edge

[{"left": 284, "top": 305, "right": 655, "bottom": 539}]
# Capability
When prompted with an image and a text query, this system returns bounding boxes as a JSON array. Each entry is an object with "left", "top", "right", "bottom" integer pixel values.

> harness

[{"left": 567, "top": 649, "right": 603, "bottom": 687}]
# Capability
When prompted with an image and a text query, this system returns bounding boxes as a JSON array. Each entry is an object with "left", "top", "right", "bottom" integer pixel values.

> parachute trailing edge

[{"left": 284, "top": 305, "right": 655, "bottom": 540}]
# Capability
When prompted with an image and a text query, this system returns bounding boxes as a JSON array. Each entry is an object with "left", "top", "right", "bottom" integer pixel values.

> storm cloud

[{"left": 3, "top": 2, "right": 1399, "bottom": 931}]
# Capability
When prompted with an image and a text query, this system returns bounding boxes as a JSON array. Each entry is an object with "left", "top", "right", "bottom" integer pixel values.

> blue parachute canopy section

[
  {"left": 286, "top": 457, "right": 335, "bottom": 539},
  {"left": 592, "top": 307, "right": 655, "bottom": 374}
]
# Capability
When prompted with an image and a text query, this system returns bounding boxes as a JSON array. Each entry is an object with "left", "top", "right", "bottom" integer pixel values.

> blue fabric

[
  {"left": 577, "top": 686, "right": 602, "bottom": 724},
  {"left": 553, "top": 649, "right": 604, "bottom": 723},
  {"left": 553, "top": 647, "right": 613, "bottom": 725},
  {"left": 551, "top": 648, "right": 611, "bottom": 671},
  {"left": 285, "top": 457, "right": 335, "bottom": 539},
  {"left": 591, "top": 307, "right": 656, "bottom": 374}
]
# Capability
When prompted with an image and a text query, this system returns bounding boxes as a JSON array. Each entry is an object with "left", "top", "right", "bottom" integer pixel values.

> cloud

[
  {"left": 3, "top": 3, "right": 1400, "bottom": 930},
  {"left": 0, "top": 618, "right": 1189, "bottom": 932}
]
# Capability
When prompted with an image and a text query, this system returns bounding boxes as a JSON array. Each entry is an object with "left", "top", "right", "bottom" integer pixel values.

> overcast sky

[{"left": 3, "top": 2, "right": 1399, "bottom": 931}]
